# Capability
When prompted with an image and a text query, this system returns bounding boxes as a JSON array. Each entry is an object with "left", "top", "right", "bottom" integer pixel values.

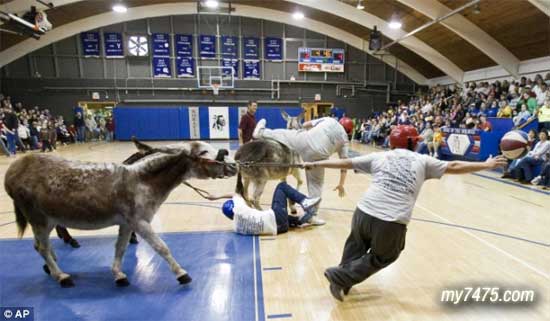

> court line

[
  {"left": 254, "top": 235, "right": 266, "bottom": 321},
  {"left": 508, "top": 195, "right": 543, "bottom": 207},
  {"left": 416, "top": 204, "right": 550, "bottom": 281},
  {"left": 263, "top": 267, "right": 283, "bottom": 271},
  {"left": 253, "top": 235, "right": 259, "bottom": 321},
  {"left": 0, "top": 210, "right": 13, "bottom": 215},
  {"left": 267, "top": 314, "right": 292, "bottom": 319},
  {"left": 472, "top": 173, "right": 550, "bottom": 195}
]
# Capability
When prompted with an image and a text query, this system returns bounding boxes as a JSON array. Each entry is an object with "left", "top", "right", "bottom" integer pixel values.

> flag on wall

[
  {"left": 104, "top": 32, "right": 123, "bottom": 58},
  {"left": 81, "top": 32, "right": 100, "bottom": 57},
  {"left": 209, "top": 107, "right": 230, "bottom": 139},
  {"left": 200, "top": 35, "right": 216, "bottom": 59},
  {"left": 264, "top": 37, "right": 282, "bottom": 61},
  {"left": 188, "top": 107, "right": 200, "bottom": 139}
]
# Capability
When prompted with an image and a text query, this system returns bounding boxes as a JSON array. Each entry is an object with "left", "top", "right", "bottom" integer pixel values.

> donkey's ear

[
  {"left": 281, "top": 110, "right": 289, "bottom": 121},
  {"left": 132, "top": 136, "right": 153, "bottom": 152}
]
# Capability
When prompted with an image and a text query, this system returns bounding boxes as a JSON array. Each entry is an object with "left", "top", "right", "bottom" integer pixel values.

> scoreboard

[{"left": 298, "top": 47, "right": 345, "bottom": 72}]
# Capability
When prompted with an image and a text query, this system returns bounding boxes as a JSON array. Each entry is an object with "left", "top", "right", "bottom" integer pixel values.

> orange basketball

[{"left": 339, "top": 117, "right": 354, "bottom": 134}]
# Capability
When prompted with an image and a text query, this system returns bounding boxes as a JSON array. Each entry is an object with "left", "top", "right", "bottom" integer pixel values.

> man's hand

[
  {"left": 485, "top": 155, "right": 508, "bottom": 169},
  {"left": 334, "top": 184, "right": 346, "bottom": 197}
]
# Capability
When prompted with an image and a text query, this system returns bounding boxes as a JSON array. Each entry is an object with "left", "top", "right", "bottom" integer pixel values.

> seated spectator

[
  {"left": 478, "top": 115, "right": 492, "bottom": 132},
  {"left": 538, "top": 98, "right": 550, "bottom": 131},
  {"left": 415, "top": 122, "right": 434, "bottom": 156},
  {"left": 496, "top": 100, "right": 513, "bottom": 118},
  {"left": 487, "top": 101, "right": 499, "bottom": 117},
  {"left": 29, "top": 121, "right": 40, "bottom": 149},
  {"left": 511, "top": 130, "right": 550, "bottom": 184},
  {"left": 513, "top": 104, "right": 531, "bottom": 127}
]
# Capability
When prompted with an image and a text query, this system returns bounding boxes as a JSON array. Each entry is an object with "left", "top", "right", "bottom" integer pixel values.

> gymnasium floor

[{"left": 0, "top": 141, "right": 548, "bottom": 321}]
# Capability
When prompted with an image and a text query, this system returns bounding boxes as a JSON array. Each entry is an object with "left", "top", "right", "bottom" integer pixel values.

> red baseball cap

[{"left": 389, "top": 125, "right": 421, "bottom": 150}]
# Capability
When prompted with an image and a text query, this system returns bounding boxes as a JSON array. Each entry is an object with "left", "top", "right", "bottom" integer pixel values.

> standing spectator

[
  {"left": 29, "top": 121, "right": 40, "bottom": 149},
  {"left": 3, "top": 107, "right": 19, "bottom": 156},
  {"left": 73, "top": 111, "right": 86, "bottom": 143},
  {"left": 49, "top": 120, "right": 58, "bottom": 149},
  {"left": 238, "top": 100, "right": 257, "bottom": 144},
  {"left": 0, "top": 120, "right": 11, "bottom": 157},
  {"left": 40, "top": 122, "right": 53, "bottom": 152},
  {"left": 85, "top": 114, "right": 100, "bottom": 141},
  {"left": 98, "top": 116, "right": 107, "bottom": 140},
  {"left": 106, "top": 117, "right": 115, "bottom": 142},
  {"left": 17, "top": 119, "right": 31, "bottom": 150}
]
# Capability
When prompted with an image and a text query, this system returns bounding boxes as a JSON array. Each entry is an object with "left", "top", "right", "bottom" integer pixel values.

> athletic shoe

[
  {"left": 300, "top": 196, "right": 321, "bottom": 211},
  {"left": 310, "top": 217, "right": 326, "bottom": 226},
  {"left": 252, "top": 119, "right": 266, "bottom": 139},
  {"left": 501, "top": 172, "right": 513, "bottom": 179},
  {"left": 324, "top": 270, "right": 344, "bottom": 302},
  {"left": 531, "top": 176, "right": 541, "bottom": 185}
]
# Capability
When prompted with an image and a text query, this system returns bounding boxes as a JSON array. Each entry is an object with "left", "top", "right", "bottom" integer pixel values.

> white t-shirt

[
  {"left": 352, "top": 149, "right": 448, "bottom": 224},
  {"left": 232, "top": 195, "right": 277, "bottom": 235},
  {"left": 294, "top": 117, "right": 349, "bottom": 160}
]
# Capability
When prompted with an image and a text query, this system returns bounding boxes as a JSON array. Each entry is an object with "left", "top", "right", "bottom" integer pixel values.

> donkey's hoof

[
  {"left": 116, "top": 278, "right": 130, "bottom": 287},
  {"left": 43, "top": 264, "right": 51, "bottom": 275},
  {"left": 177, "top": 274, "right": 192, "bottom": 284},
  {"left": 60, "top": 277, "right": 75, "bottom": 288}
]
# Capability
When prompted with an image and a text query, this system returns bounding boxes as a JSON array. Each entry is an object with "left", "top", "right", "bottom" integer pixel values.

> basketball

[
  {"left": 500, "top": 130, "right": 529, "bottom": 159},
  {"left": 339, "top": 117, "right": 354, "bottom": 134}
]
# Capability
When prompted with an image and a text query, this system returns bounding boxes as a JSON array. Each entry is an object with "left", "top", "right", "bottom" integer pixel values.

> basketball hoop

[{"left": 212, "top": 84, "right": 220, "bottom": 96}]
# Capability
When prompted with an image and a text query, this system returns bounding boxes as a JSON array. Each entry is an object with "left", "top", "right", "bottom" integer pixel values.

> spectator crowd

[{"left": 0, "top": 93, "right": 115, "bottom": 157}]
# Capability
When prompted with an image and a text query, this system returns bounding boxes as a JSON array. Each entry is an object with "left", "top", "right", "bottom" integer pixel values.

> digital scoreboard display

[{"left": 298, "top": 47, "right": 345, "bottom": 72}]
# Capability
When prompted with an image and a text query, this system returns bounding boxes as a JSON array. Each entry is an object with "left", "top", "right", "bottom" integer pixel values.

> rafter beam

[
  {"left": 284, "top": 0, "right": 464, "bottom": 82},
  {"left": 397, "top": 0, "right": 520, "bottom": 79},
  {"left": 528, "top": 0, "right": 550, "bottom": 16}
]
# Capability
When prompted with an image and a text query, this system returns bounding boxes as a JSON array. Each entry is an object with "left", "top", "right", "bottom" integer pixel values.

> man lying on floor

[{"left": 205, "top": 182, "right": 320, "bottom": 235}]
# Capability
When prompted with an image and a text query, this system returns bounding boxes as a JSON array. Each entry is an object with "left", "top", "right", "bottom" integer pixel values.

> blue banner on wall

[
  {"left": 175, "top": 34, "right": 193, "bottom": 57},
  {"left": 243, "top": 60, "right": 260, "bottom": 80},
  {"left": 104, "top": 32, "right": 123, "bottom": 58},
  {"left": 221, "top": 59, "right": 238, "bottom": 77},
  {"left": 81, "top": 32, "right": 100, "bottom": 57},
  {"left": 152, "top": 33, "right": 171, "bottom": 57},
  {"left": 265, "top": 37, "right": 282, "bottom": 61},
  {"left": 153, "top": 57, "right": 172, "bottom": 78},
  {"left": 221, "top": 36, "right": 239, "bottom": 59},
  {"left": 243, "top": 37, "right": 259, "bottom": 60},
  {"left": 200, "top": 35, "right": 216, "bottom": 59},
  {"left": 176, "top": 57, "right": 195, "bottom": 78}
]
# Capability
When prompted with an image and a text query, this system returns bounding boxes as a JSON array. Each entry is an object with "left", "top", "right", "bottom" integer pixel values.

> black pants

[{"left": 326, "top": 207, "right": 407, "bottom": 289}]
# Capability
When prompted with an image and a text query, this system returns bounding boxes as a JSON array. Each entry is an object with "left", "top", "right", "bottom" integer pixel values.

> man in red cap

[{"left": 303, "top": 125, "right": 507, "bottom": 301}]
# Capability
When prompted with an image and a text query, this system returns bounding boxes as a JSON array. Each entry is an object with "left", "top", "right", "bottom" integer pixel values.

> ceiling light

[
  {"left": 112, "top": 4, "right": 127, "bottom": 13},
  {"left": 389, "top": 20, "right": 402, "bottom": 29},
  {"left": 204, "top": 0, "right": 219, "bottom": 9},
  {"left": 293, "top": 11, "right": 304, "bottom": 20},
  {"left": 356, "top": 1, "right": 364, "bottom": 10}
]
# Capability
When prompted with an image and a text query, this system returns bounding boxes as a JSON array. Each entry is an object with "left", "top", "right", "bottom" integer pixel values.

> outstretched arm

[
  {"left": 445, "top": 155, "right": 507, "bottom": 174},
  {"left": 303, "top": 158, "right": 353, "bottom": 170}
]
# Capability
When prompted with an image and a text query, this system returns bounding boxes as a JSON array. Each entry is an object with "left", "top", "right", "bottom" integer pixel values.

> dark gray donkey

[{"left": 4, "top": 139, "right": 237, "bottom": 288}]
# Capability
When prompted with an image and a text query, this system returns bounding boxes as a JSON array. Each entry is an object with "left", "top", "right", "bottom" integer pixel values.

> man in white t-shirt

[
  {"left": 252, "top": 117, "right": 350, "bottom": 225},
  {"left": 303, "top": 125, "right": 507, "bottom": 301},
  {"left": 205, "top": 182, "right": 321, "bottom": 235}
]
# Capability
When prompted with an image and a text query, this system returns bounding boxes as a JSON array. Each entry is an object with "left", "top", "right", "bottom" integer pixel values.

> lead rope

[{"left": 182, "top": 181, "right": 211, "bottom": 199}]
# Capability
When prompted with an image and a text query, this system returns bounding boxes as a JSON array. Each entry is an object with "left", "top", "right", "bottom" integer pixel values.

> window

[{"left": 127, "top": 35, "right": 148, "bottom": 56}]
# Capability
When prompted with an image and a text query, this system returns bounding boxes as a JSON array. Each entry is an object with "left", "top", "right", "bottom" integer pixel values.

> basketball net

[{"left": 212, "top": 84, "right": 220, "bottom": 96}]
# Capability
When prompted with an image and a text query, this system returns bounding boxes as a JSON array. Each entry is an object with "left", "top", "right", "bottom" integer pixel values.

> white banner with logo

[
  {"left": 209, "top": 107, "right": 229, "bottom": 139},
  {"left": 188, "top": 107, "right": 200, "bottom": 139}
]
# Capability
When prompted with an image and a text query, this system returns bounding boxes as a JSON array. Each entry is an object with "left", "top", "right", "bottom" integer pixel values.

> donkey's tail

[
  {"left": 14, "top": 203, "right": 28, "bottom": 239},
  {"left": 235, "top": 172, "right": 253, "bottom": 206}
]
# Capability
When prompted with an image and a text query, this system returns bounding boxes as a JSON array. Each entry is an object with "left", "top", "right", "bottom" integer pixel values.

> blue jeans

[
  {"left": 77, "top": 126, "right": 86, "bottom": 142},
  {"left": 6, "top": 132, "right": 16, "bottom": 154},
  {"left": 271, "top": 182, "right": 307, "bottom": 234},
  {"left": 513, "top": 156, "right": 543, "bottom": 182},
  {"left": 541, "top": 163, "right": 550, "bottom": 187}
]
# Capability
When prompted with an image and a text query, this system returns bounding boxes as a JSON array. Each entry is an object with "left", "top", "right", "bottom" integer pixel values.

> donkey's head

[
  {"left": 281, "top": 110, "right": 304, "bottom": 130},
  {"left": 127, "top": 138, "right": 237, "bottom": 180}
]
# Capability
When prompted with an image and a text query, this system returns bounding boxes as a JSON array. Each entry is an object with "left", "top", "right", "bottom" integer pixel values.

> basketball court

[{"left": 0, "top": 141, "right": 547, "bottom": 321}]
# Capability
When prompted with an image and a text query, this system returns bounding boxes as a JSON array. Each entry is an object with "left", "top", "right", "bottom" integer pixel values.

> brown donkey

[{"left": 4, "top": 139, "right": 237, "bottom": 288}]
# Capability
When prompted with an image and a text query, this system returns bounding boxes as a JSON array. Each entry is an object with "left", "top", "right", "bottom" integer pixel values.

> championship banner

[
  {"left": 80, "top": 32, "right": 100, "bottom": 57},
  {"left": 264, "top": 37, "right": 282, "bottom": 61},
  {"left": 175, "top": 34, "right": 193, "bottom": 57},
  {"left": 221, "top": 59, "right": 238, "bottom": 77},
  {"left": 104, "top": 32, "right": 123, "bottom": 58},
  {"left": 221, "top": 36, "right": 239, "bottom": 59},
  {"left": 209, "top": 107, "right": 229, "bottom": 139},
  {"left": 176, "top": 56, "right": 195, "bottom": 78},
  {"left": 243, "top": 60, "right": 260, "bottom": 80},
  {"left": 152, "top": 33, "right": 171, "bottom": 57},
  {"left": 188, "top": 107, "right": 200, "bottom": 139},
  {"left": 243, "top": 37, "right": 259, "bottom": 60},
  {"left": 152, "top": 57, "right": 172, "bottom": 78},
  {"left": 199, "top": 35, "right": 216, "bottom": 59}
]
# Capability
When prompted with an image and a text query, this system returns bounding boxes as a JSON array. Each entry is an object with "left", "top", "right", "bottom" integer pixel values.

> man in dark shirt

[
  {"left": 3, "top": 107, "right": 19, "bottom": 155},
  {"left": 238, "top": 100, "right": 257, "bottom": 144}
]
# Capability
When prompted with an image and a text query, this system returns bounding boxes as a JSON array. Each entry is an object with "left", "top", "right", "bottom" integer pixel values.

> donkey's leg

[
  {"left": 252, "top": 180, "right": 267, "bottom": 210},
  {"left": 112, "top": 224, "right": 133, "bottom": 286},
  {"left": 32, "top": 224, "right": 74, "bottom": 287},
  {"left": 243, "top": 177, "right": 251, "bottom": 200},
  {"left": 133, "top": 220, "right": 191, "bottom": 284}
]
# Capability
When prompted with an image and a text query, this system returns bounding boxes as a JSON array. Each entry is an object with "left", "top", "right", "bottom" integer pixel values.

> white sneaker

[
  {"left": 433, "top": 152, "right": 438, "bottom": 159},
  {"left": 531, "top": 176, "right": 541, "bottom": 185},
  {"left": 252, "top": 119, "right": 266, "bottom": 139},
  {"left": 300, "top": 196, "right": 321, "bottom": 210},
  {"left": 310, "top": 217, "right": 326, "bottom": 226}
]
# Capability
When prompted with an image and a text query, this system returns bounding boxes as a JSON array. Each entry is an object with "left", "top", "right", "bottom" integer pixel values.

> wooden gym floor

[{"left": 0, "top": 141, "right": 548, "bottom": 321}]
